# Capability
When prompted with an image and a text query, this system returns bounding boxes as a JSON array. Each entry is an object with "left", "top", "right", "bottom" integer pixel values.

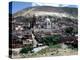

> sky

[
  {"left": 9, "top": 1, "right": 78, "bottom": 14},
  {"left": 9, "top": 1, "right": 32, "bottom": 14}
]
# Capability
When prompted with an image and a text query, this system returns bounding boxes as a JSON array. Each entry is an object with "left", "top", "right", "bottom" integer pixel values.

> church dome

[{"left": 45, "top": 18, "right": 50, "bottom": 22}]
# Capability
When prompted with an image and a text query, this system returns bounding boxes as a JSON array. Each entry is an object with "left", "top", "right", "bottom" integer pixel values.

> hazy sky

[
  {"left": 9, "top": 1, "right": 32, "bottom": 14},
  {"left": 9, "top": 1, "right": 78, "bottom": 14}
]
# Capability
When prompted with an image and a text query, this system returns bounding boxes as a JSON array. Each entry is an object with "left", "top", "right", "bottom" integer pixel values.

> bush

[
  {"left": 20, "top": 46, "right": 33, "bottom": 54},
  {"left": 65, "top": 27, "right": 73, "bottom": 35},
  {"left": 64, "top": 27, "right": 78, "bottom": 36},
  {"left": 41, "top": 35, "right": 61, "bottom": 46}
]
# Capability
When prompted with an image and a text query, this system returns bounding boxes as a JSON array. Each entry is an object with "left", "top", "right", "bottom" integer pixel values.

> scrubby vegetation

[
  {"left": 20, "top": 45, "right": 33, "bottom": 54},
  {"left": 64, "top": 27, "right": 78, "bottom": 36},
  {"left": 41, "top": 35, "right": 61, "bottom": 46}
]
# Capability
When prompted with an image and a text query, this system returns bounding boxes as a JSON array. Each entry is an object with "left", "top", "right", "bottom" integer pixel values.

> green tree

[
  {"left": 41, "top": 35, "right": 61, "bottom": 46},
  {"left": 20, "top": 45, "right": 33, "bottom": 54},
  {"left": 65, "top": 27, "right": 74, "bottom": 36},
  {"left": 65, "top": 27, "right": 78, "bottom": 36}
]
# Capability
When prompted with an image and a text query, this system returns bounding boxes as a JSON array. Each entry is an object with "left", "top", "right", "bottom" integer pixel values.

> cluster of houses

[
  {"left": 9, "top": 12, "right": 78, "bottom": 58},
  {"left": 10, "top": 14, "right": 78, "bottom": 48}
]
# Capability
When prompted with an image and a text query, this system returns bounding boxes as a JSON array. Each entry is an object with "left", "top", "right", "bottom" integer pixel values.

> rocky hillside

[{"left": 12, "top": 6, "right": 78, "bottom": 19}]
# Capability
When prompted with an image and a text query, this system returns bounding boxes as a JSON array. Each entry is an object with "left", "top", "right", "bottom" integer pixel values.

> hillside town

[{"left": 9, "top": 6, "right": 78, "bottom": 58}]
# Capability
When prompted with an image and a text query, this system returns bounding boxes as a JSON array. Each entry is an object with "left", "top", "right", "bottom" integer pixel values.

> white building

[{"left": 45, "top": 17, "right": 51, "bottom": 29}]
